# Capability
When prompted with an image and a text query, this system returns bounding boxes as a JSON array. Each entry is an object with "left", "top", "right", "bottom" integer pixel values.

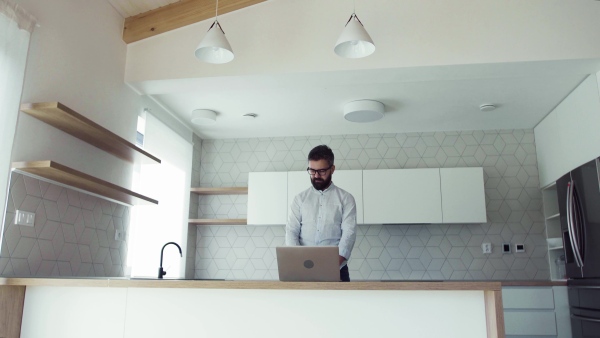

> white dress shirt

[{"left": 285, "top": 182, "right": 357, "bottom": 264}]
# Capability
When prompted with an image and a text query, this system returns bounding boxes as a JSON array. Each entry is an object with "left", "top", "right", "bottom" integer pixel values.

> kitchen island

[{"left": 1, "top": 278, "right": 504, "bottom": 338}]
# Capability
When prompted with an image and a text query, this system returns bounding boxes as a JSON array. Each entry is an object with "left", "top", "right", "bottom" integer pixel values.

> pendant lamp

[
  {"left": 334, "top": 13, "right": 375, "bottom": 58},
  {"left": 195, "top": 0, "right": 234, "bottom": 64}
]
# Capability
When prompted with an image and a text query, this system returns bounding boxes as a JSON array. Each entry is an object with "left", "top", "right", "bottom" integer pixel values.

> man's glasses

[{"left": 307, "top": 165, "right": 332, "bottom": 176}]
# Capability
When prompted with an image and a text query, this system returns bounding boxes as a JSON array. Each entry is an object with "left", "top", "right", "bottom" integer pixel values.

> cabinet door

[
  {"left": 287, "top": 171, "right": 310, "bottom": 212},
  {"left": 535, "top": 74, "right": 600, "bottom": 187},
  {"left": 440, "top": 167, "right": 486, "bottom": 223},
  {"left": 557, "top": 74, "right": 600, "bottom": 179},
  {"left": 332, "top": 170, "right": 363, "bottom": 224},
  {"left": 502, "top": 287, "right": 559, "bottom": 336},
  {"left": 535, "top": 109, "right": 564, "bottom": 188},
  {"left": 247, "top": 172, "right": 287, "bottom": 225},
  {"left": 288, "top": 170, "right": 364, "bottom": 224},
  {"left": 363, "top": 169, "right": 442, "bottom": 224}
]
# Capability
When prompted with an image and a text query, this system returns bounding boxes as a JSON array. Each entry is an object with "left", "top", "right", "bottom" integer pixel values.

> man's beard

[{"left": 311, "top": 175, "right": 331, "bottom": 191}]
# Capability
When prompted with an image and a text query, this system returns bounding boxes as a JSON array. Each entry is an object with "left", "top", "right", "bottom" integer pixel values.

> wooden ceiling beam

[{"left": 123, "top": 0, "right": 266, "bottom": 44}]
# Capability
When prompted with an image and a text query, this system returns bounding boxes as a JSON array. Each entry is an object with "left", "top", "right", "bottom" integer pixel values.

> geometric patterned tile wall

[
  {"left": 0, "top": 173, "right": 130, "bottom": 277},
  {"left": 194, "top": 129, "right": 549, "bottom": 280}
]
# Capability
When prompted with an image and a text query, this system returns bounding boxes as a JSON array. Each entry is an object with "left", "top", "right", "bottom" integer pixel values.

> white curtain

[
  {"left": 129, "top": 113, "right": 193, "bottom": 278},
  {"left": 0, "top": 1, "right": 36, "bottom": 235}
]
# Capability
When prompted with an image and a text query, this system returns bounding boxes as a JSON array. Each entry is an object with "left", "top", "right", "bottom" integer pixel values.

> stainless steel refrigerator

[{"left": 557, "top": 158, "right": 600, "bottom": 337}]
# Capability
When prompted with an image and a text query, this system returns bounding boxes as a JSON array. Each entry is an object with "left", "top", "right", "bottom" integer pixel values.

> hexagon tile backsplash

[
  {"left": 0, "top": 173, "right": 129, "bottom": 277},
  {"left": 192, "top": 129, "right": 549, "bottom": 281}
]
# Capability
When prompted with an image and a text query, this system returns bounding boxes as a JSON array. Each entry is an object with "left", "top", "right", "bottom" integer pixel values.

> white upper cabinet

[
  {"left": 247, "top": 172, "right": 288, "bottom": 225},
  {"left": 332, "top": 170, "right": 364, "bottom": 224},
  {"left": 535, "top": 74, "right": 600, "bottom": 187},
  {"left": 287, "top": 170, "right": 364, "bottom": 224},
  {"left": 287, "top": 171, "right": 310, "bottom": 214},
  {"left": 535, "top": 109, "right": 563, "bottom": 188},
  {"left": 363, "top": 169, "right": 443, "bottom": 224},
  {"left": 250, "top": 168, "right": 486, "bottom": 225},
  {"left": 440, "top": 167, "right": 487, "bottom": 223}
]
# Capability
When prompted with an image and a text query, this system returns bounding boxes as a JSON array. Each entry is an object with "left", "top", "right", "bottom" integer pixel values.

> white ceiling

[
  {"left": 107, "top": 0, "right": 180, "bottom": 18},
  {"left": 142, "top": 60, "right": 599, "bottom": 139},
  {"left": 118, "top": 0, "right": 600, "bottom": 140}
]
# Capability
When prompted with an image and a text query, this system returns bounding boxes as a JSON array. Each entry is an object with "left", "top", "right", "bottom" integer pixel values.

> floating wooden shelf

[
  {"left": 190, "top": 187, "right": 248, "bottom": 195},
  {"left": 188, "top": 219, "right": 247, "bottom": 225},
  {"left": 12, "top": 161, "right": 158, "bottom": 206},
  {"left": 20, "top": 102, "right": 160, "bottom": 164}
]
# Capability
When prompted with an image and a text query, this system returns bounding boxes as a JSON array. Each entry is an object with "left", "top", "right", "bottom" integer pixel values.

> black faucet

[{"left": 158, "top": 242, "right": 182, "bottom": 279}]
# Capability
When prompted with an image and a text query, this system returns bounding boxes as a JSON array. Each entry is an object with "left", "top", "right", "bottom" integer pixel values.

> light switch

[
  {"left": 115, "top": 229, "right": 126, "bottom": 242},
  {"left": 481, "top": 243, "right": 492, "bottom": 254},
  {"left": 15, "top": 210, "right": 35, "bottom": 227}
]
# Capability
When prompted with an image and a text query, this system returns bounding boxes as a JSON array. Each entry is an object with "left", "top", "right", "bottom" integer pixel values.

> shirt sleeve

[
  {"left": 285, "top": 194, "right": 302, "bottom": 246},
  {"left": 338, "top": 192, "right": 357, "bottom": 260}
]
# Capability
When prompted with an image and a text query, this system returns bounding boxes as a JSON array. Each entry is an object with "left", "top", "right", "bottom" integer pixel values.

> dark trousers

[{"left": 340, "top": 265, "right": 350, "bottom": 282}]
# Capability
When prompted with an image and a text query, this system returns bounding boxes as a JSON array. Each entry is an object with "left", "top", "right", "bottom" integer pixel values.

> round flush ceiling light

[
  {"left": 191, "top": 109, "right": 217, "bottom": 125},
  {"left": 343, "top": 100, "right": 385, "bottom": 123},
  {"left": 479, "top": 104, "right": 496, "bottom": 112}
]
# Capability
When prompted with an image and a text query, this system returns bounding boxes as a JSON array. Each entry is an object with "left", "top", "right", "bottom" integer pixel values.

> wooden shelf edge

[
  {"left": 12, "top": 161, "right": 158, "bottom": 206},
  {"left": 188, "top": 219, "right": 247, "bottom": 225},
  {"left": 190, "top": 187, "right": 248, "bottom": 195},
  {"left": 20, "top": 102, "right": 161, "bottom": 164}
]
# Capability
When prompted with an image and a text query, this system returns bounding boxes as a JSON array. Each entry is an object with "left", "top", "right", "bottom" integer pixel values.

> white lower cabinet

[
  {"left": 363, "top": 168, "right": 442, "bottom": 224},
  {"left": 247, "top": 172, "right": 288, "bottom": 225},
  {"left": 440, "top": 167, "right": 487, "bottom": 223},
  {"left": 502, "top": 286, "right": 571, "bottom": 337}
]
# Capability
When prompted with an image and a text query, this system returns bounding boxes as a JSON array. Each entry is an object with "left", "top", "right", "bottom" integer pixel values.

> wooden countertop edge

[
  {"left": 500, "top": 280, "right": 567, "bottom": 287},
  {"left": 0, "top": 278, "right": 110, "bottom": 287},
  {"left": 1, "top": 278, "right": 565, "bottom": 289},
  {"left": 0, "top": 278, "right": 503, "bottom": 291}
]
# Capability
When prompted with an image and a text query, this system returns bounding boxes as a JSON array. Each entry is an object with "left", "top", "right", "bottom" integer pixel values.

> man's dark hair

[{"left": 308, "top": 145, "right": 334, "bottom": 167}]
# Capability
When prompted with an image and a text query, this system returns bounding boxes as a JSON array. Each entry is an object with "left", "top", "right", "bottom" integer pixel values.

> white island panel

[
  {"left": 124, "top": 288, "right": 487, "bottom": 338},
  {"left": 20, "top": 286, "right": 127, "bottom": 338}
]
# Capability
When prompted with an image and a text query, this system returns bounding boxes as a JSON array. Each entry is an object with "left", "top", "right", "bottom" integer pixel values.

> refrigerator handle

[
  {"left": 567, "top": 182, "right": 583, "bottom": 268},
  {"left": 596, "top": 158, "right": 600, "bottom": 194},
  {"left": 573, "top": 185, "right": 586, "bottom": 267},
  {"left": 571, "top": 314, "right": 600, "bottom": 323}
]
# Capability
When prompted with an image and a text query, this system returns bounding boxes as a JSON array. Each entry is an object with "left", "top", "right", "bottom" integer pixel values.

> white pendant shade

[
  {"left": 191, "top": 109, "right": 217, "bottom": 125},
  {"left": 334, "top": 14, "right": 375, "bottom": 58},
  {"left": 195, "top": 21, "right": 234, "bottom": 64}
]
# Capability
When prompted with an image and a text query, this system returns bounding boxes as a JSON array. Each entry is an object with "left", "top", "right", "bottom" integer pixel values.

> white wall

[{"left": 11, "top": 0, "right": 140, "bottom": 188}]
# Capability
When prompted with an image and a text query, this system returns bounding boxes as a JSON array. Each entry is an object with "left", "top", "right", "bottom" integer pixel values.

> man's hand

[{"left": 339, "top": 255, "right": 346, "bottom": 265}]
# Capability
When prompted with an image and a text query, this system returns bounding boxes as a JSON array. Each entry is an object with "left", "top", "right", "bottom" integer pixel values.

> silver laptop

[{"left": 276, "top": 246, "right": 340, "bottom": 282}]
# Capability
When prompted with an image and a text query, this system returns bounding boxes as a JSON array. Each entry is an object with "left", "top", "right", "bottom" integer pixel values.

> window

[{"left": 128, "top": 112, "right": 193, "bottom": 278}]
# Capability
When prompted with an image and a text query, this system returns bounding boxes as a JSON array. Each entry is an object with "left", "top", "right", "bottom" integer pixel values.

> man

[{"left": 285, "top": 145, "right": 357, "bottom": 282}]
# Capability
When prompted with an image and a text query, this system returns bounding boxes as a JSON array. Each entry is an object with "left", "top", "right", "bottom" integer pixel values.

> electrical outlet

[
  {"left": 114, "top": 230, "right": 126, "bottom": 242},
  {"left": 15, "top": 210, "right": 35, "bottom": 227},
  {"left": 515, "top": 244, "right": 525, "bottom": 253},
  {"left": 481, "top": 243, "right": 492, "bottom": 254},
  {"left": 502, "top": 243, "right": 511, "bottom": 254}
]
